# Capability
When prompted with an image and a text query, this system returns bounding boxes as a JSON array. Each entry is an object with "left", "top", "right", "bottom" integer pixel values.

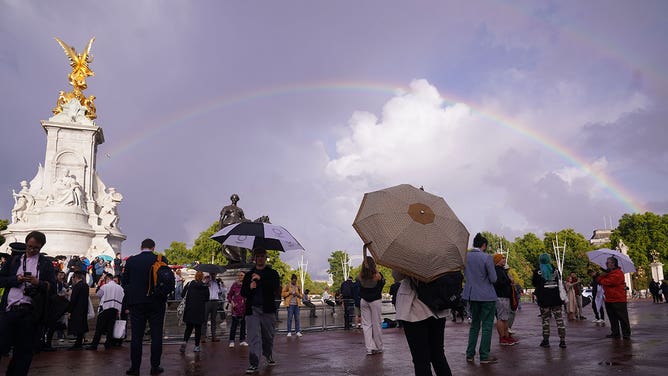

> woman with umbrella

[
  {"left": 357, "top": 247, "right": 385, "bottom": 356},
  {"left": 597, "top": 257, "right": 631, "bottom": 339},
  {"left": 392, "top": 269, "right": 452, "bottom": 375},
  {"left": 179, "top": 271, "right": 209, "bottom": 353},
  {"left": 532, "top": 254, "right": 567, "bottom": 348}
]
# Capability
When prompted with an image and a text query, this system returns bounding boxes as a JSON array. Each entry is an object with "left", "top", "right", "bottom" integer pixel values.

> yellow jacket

[{"left": 281, "top": 283, "right": 302, "bottom": 306}]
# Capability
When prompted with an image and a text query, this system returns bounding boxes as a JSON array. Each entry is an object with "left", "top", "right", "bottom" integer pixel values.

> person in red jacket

[{"left": 597, "top": 257, "right": 631, "bottom": 339}]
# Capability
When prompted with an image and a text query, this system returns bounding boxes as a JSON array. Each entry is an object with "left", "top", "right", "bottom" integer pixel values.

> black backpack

[
  {"left": 147, "top": 254, "right": 175, "bottom": 299},
  {"left": 414, "top": 271, "right": 463, "bottom": 311}
]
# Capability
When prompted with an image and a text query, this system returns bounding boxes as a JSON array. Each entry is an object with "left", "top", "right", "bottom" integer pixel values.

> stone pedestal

[
  {"left": 1, "top": 100, "right": 125, "bottom": 259},
  {"left": 651, "top": 262, "right": 665, "bottom": 283}
]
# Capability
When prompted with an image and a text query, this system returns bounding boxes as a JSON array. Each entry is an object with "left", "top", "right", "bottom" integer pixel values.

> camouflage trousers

[{"left": 540, "top": 306, "right": 566, "bottom": 339}]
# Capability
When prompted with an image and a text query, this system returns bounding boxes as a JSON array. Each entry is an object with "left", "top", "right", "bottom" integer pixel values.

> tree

[
  {"left": 611, "top": 212, "right": 668, "bottom": 289},
  {"left": 164, "top": 241, "right": 194, "bottom": 265},
  {"left": 327, "top": 250, "right": 352, "bottom": 291},
  {"left": 0, "top": 219, "right": 8, "bottom": 246},
  {"left": 268, "top": 250, "right": 293, "bottom": 285},
  {"left": 543, "top": 229, "right": 592, "bottom": 281},
  {"left": 190, "top": 221, "right": 227, "bottom": 264}
]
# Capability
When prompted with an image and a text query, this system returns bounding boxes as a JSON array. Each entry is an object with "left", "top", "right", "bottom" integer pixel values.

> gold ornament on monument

[{"left": 52, "top": 37, "right": 97, "bottom": 120}]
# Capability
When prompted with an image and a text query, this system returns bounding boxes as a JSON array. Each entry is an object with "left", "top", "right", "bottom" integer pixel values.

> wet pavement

[{"left": 4, "top": 300, "right": 667, "bottom": 375}]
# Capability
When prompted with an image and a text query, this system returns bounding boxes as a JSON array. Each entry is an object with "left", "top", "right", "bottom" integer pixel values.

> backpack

[
  {"left": 147, "top": 254, "right": 175, "bottom": 299},
  {"left": 414, "top": 271, "right": 463, "bottom": 312}
]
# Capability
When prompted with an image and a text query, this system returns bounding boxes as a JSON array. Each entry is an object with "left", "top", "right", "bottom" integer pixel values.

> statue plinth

[{"left": 650, "top": 262, "right": 664, "bottom": 283}]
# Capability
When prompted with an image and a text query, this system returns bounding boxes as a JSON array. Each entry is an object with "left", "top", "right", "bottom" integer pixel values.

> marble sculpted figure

[
  {"left": 11, "top": 181, "right": 34, "bottom": 223},
  {"left": 48, "top": 169, "right": 85, "bottom": 209}
]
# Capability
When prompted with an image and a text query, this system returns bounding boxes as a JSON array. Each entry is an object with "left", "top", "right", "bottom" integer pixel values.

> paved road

[{"left": 4, "top": 300, "right": 667, "bottom": 375}]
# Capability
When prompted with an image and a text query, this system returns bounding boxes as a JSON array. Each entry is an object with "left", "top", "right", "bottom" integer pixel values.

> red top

[{"left": 597, "top": 268, "right": 627, "bottom": 303}]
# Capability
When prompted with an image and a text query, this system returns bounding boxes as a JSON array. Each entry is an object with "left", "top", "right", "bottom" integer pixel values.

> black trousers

[
  {"left": 605, "top": 302, "right": 631, "bottom": 337},
  {"left": 90, "top": 308, "right": 119, "bottom": 347},
  {"left": 0, "top": 308, "right": 36, "bottom": 376},
  {"left": 402, "top": 317, "right": 452, "bottom": 376},
  {"left": 591, "top": 295, "right": 605, "bottom": 320},
  {"left": 302, "top": 301, "right": 317, "bottom": 317},
  {"left": 342, "top": 299, "right": 354, "bottom": 329},
  {"left": 129, "top": 301, "right": 166, "bottom": 370},
  {"left": 183, "top": 323, "right": 202, "bottom": 346}
]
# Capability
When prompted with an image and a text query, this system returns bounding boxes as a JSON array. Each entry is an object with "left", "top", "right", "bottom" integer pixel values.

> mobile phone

[{"left": 24, "top": 272, "right": 32, "bottom": 276}]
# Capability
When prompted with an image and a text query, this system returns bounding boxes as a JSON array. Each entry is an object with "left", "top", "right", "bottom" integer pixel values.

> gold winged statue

[{"left": 52, "top": 37, "right": 97, "bottom": 120}]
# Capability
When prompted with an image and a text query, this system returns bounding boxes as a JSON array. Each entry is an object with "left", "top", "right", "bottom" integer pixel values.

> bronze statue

[{"left": 218, "top": 194, "right": 250, "bottom": 264}]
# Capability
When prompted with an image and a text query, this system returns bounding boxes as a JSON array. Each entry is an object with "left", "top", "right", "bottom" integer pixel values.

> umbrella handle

[{"left": 362, "top": 242, "right": 372, "bottom": 267}]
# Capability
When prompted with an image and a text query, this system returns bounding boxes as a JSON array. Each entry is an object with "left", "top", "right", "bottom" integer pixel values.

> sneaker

[
  {"left": 500, "top": 337, "right": 516, "bottom": 346},
  {"left": 559, "top": 340, "right": 567, "bottom": 348},
  {"left": 592, "top": 318, "right": 600, "bottom": 323},
  {"left": 540, "top": 339, "right": 550, "bottom": 348},
  {"left": 179, "top": 343, "right": 186, "bottom": 353},
  {"left": 466, "top": 356, "right": 474, "bottom": 363},
  {"left": 240, "top": 341, "right": 248, "bottom": 346},
  {"left": 287, "top": 332, "right": 292, "bottom": 337},
  {"left": 366, "top": 349, "right": 373, "bottom": 355},
  {"left": 266, "top": 355, "right": 276, "bottom": 366},
  {"left": 229, "top": 342, "right": 235, "bottom": 348},
  {"left": 296, "top": 332, "right": 303, "bottom": 337},
  {"left": 372, "top": 349, "right": 383, "bottom": 354},
  {"left": 245, "top": 365, "right": 258, "bottom": 374},
  {"left": 480, "top": 357, "right": 498, "bottom": 364},
  {"left": 507, "top": 336, "right": 519, "bottom": 344},
  {"left": 193, "top": 346, "right": 200, "bottom": 352}
]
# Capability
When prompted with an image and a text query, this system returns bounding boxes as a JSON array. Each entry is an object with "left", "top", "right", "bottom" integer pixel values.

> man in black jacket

[
  {"left": 0, "top": 231, "right": 56, "bottom": 376},
  {"left": 240, "top": 247, "right": 281, "bottom": 374},
  {"left": 121, "top": 239, "right": 168, "bottom": 375}
]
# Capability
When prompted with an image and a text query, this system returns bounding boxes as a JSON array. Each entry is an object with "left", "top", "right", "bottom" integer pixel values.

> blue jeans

[{"left": 287, "top": 305, "right": 300, "bottom": 333}]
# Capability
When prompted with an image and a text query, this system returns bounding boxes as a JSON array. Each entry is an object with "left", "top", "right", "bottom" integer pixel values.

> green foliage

[
  {"left": 0, "top": 219, "right": 8, "bottom": 246},
  {"left": 612, "top": 212, "right": 668, "bottom": 288},
  {"left": 191, "top": 221, "right": 227, "bottom": 265},
  {"left": 164, "top": 241, "right": 194, "bottom": 265},
  {"left": 543, "top": 229, "right": 592, "bottom": 282},
  {"left": 268, "top": 250, "right": 293, "bottom": 285},
  {"left": 327, "top": 250, "right": 352, "bottom": 291}
]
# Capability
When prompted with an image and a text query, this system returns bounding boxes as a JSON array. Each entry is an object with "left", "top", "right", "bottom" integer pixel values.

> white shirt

[
  {"left": 207, "top": 275, "right": 222, "bottom": 300},
  {"left": 6, "top": 254, "right": 39, "bottom": 311},
  {"left": 97, "top": 280, "right": 125, "bottom": 312}
]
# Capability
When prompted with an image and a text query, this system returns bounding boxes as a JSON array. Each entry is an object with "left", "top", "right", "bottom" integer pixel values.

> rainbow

[{"left": 99, "top": 80, "right": 647, "bottom": 214}]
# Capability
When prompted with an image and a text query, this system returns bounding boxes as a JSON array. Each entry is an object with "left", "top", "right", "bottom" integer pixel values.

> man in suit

[
  {"left": 67, "top": 271, "right": 89, "bottom": 350},
  {"left": 0, "top": 231, "right": 56, "bottom": 376},
  {"left": 121, "top": 239, "right": 168, "bottom": 375}
]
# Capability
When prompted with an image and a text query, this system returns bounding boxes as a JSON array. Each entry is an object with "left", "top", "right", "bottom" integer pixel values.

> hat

[
  {"left": 8, "top": 242, "right": 26, "bottom": 256},
  {"left": 493, "top": 253, "right": 505, "bottom": 265}
]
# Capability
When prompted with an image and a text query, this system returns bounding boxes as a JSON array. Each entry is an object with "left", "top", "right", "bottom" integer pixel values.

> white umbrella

[{"left": 587, "top": 248, "right": 636, "bottom": 273}]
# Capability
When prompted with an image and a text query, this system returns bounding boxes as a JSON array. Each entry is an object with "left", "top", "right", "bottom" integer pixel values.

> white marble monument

[{"left": 0, "top": 37, "right": 126, "bottom": 259}]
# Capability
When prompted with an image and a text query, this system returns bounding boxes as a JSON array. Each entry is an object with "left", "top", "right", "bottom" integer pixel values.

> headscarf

[{"left": 538, "top": 253, "right": 553, "bottom": 281}]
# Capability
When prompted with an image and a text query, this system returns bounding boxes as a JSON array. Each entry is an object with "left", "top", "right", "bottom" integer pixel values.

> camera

[{"left": 24, "top": 284, "right": 41, "bottom": 298}]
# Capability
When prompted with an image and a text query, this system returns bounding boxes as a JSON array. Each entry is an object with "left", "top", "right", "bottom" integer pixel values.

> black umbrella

[
  {"left": 194, "top": 264, "right": 227, "bottom": 274},
  {"left": 0, "top": 252, "right": 11, "bottom": 260},
  {"left": 210, "top": 222, "right": 304, "bottom": 252}
]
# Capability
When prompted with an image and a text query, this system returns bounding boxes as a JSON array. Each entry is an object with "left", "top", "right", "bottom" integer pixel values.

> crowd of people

[{"left": 0, "top": 231, "right": 662, "bottom": 375}]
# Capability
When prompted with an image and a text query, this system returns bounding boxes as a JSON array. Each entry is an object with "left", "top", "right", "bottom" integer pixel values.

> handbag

[
  {"left": 87, "top": 297, "right": 95, "bottom": 320},
  {"left": 557, "top": 272, "right": 569, "bottom": 304},
  {"left": 113, "top": 319, "right": 127, "bottom": 339}
]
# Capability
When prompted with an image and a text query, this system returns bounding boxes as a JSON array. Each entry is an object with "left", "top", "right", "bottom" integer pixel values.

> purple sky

[{"left": 2, "top": 1, "right": 667, "bottom": 279}]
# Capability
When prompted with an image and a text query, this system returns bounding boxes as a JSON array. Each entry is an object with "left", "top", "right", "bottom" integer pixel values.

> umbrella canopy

[
  {"left": 194, "top": 263, "right": 227, "bottom": 274},
  {"left": 210, "top": 222, "right": 304, "bottom": 252},
  {"left": 587, "top": 248, "right": 636, "bottom": 273},
  {"left": 96, "top": 254, "right": 113, "bottom": 262},
  {"left": 353, "top": 184, "right": 469, "bottom": 282}
]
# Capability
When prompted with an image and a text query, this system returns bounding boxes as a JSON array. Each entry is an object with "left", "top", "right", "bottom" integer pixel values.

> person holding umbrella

[
  {"left": 392, "top": 269, "right": 452, "bottom": 375},
  {"left": 240, "top": 247, "right": 281, "bottom": 374},
  {"left": 597, "top": 257, "right": 631, "bottom": 339}
]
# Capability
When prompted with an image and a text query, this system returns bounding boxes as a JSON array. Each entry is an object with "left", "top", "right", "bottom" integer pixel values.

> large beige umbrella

[{"left": 352, "top": 184, "right": 469, "bottom": 282}]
